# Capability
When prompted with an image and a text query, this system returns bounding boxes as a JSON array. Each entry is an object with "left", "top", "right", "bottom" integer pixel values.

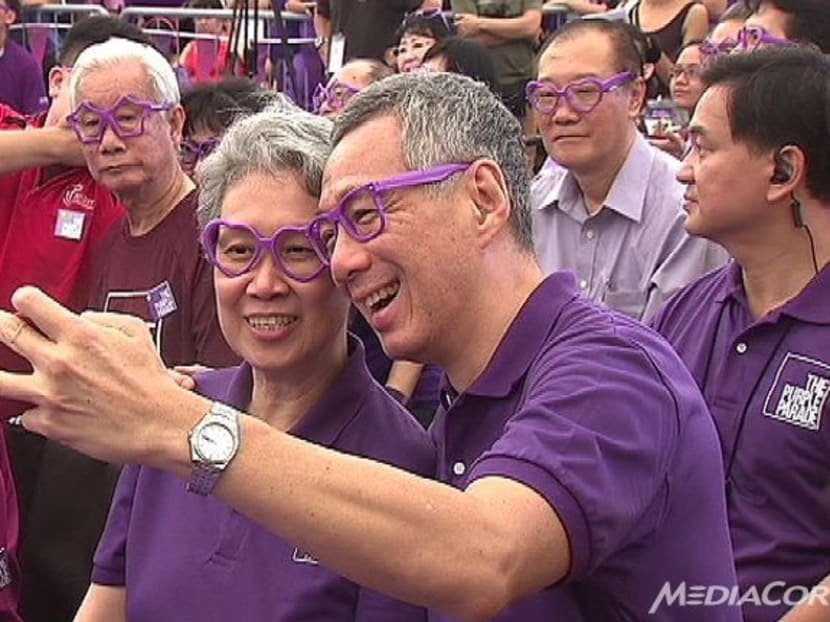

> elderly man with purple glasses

[
  {"left": 66, "top": 37, "right": 236, "bottom": 370},
  {"left": 0, "top": 70, "right": 740, "bottom": 621},
  {"left": 529, "top": 19, "right": 727, "bottom": 321}
]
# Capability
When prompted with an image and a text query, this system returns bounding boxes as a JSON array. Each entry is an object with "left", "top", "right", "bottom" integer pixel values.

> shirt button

[
  {"left": 585, "top": 230, "right": 595, "bottom": 240},
  {"left": 452, "top": 461, "right": 466, "bottom": 476},
  {"left": 579, "top": 279, "right": 588, "bottom": 290},
  {"left": 735, "top": 342, "right": 748, "bottom": 354}
]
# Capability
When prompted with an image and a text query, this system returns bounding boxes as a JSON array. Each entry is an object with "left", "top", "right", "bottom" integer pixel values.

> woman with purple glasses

[{"left": 74, "top": 106, "right": 433, "bottom": 622}]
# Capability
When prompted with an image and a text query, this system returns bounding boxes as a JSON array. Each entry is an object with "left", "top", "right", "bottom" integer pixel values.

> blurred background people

[
  {"left": 0, "top": 0, "right": 46, "bottom": 114},
  {"left": 422, "top": 35, "right": 498, "bottom": 92},
  {"left": 393, "top": 8, "right": 455, "bottom": 72},
  {"left": 450, "top": 0, "right": 542, "bottom": 125}
]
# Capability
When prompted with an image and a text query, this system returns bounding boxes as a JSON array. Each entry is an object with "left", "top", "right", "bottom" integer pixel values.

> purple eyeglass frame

[
  {"left": 181, "top": 137, "right": 220, "bottom": 167},
  {"left": 735, "top": 25, "right": 797, "bottom": 52},
  {"left": 313, "top": 79, "right": 362, "bottom": 114},
  {"left": 308, "top": 162, "right": 471, "bottom": 263},
  {"left": 700, "top": 37, "right": 737, "bottom": 60},
  {"left": 525, "top": 70, "right": 637, "bottom": 116},
  {"left": 201, "top": 219, "right": 328, "bottom": 282},
  {"left": 67, "top": 94, "right": 174, "bottom": 144}
]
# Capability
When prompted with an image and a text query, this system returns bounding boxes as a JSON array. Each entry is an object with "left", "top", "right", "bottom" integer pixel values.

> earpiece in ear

[{"left": 772, "top": 151, "right": 792, "bottom": 184}]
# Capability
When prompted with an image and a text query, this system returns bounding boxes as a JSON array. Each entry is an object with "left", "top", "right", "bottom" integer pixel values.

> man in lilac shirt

[
  {"left": 0, "top": 0, "right": 46, "bottom": 115},
  {"left": 651, "top": 47, "right": 830, "bottom": 622},
  {"left": 530, "top": 19, "right": 727, "bottom": 321},
  {"left": 0, "top": 72, "right": 739, "bottom": 620}
]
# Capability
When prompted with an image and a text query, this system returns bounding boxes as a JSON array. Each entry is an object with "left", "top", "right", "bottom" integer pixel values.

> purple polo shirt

[
  {"left": 429, "top": 273, "right": 739, "bottom": 621},
  {"left": 0, "top": 40, "right": 47, "bottom": 115},
  {"left": 92, "top": 337, "right": 433, "bottom": 622},
  {"left": 652, "top": 261, "right": 830, "bottom": 622}
]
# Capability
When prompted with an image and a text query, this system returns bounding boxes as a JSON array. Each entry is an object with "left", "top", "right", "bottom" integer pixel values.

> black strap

[{"left": 270, "top": 0, "right": 298, "bottom": 96}]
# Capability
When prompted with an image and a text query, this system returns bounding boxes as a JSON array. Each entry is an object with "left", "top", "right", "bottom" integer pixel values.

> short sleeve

[
  {"left": 468, "top": 332, "right": 679, "bottom": 581},
  {"left": 91, "top": 465, "right": 140, "bottom": 586}
]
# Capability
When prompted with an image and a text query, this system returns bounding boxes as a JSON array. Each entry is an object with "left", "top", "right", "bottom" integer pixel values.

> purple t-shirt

[
  {"left": 0, "top": 40, "right": 46, "bottom": 115},
  {"left": 652, "top": 261, "right": 830, "bottom": 622},
  {"left": 92, "top": 337, "right": 434, "bottom": 622},
  {"left": 89, "top": 190, "right": 238, "bottom": 368},
  {"left": 429, "top": 273, "right": 740, "bottom": 621}
]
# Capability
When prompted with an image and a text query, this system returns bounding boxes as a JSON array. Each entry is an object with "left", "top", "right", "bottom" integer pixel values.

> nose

[
  {"left": 550, "top": 96, "right": 580, "bottom": 124},
  {"left": 330, "top": 227, "right": 372, "bottom": 288},
  {"left": 245, "top": 251, "right": 292, "bottom": 298},
  {"left": 677, "top": 156, "right": 695, "bottom": 185},
  {"left": 98, "top": 119, "right": 126, "bottom": 154}
]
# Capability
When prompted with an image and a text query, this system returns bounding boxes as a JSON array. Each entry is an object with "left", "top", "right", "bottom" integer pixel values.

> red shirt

[{"left": 0, "top": 112, "right": 124, "bottom": 419}]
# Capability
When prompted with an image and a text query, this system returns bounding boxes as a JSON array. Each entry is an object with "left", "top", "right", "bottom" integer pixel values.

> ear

[
  {"left": 47, "top": 66, "right": 65, "bottom": 100},
  {"left": 626, "top": 76, "right": 647, "bottom": 119},
  {"left": 462, "top": 159, "right": 512, "bottom": 249},
  {"left": 766, "top": 144, "right": 805, "bottom": 204},
  {"left": 2, "top": 10, "right": 15, "bottom": 26},
  {"left": 168, "top": 104, "right": 186, "bottom": 148}
]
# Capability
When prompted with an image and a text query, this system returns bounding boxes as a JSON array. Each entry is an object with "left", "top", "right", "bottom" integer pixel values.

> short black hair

[
  {"left": 542, "top": 19, "right": 644, "bottom": 77},
  {"left": 702, "top": 46, "right": 830, "bottom": 202},
  {"left": 181, "top": 77, "right": 275, "bottom": 137},
  {"left": 744, "top": 0, "right": 830, "bottom": 53},
  {"left": 59, "top": 15, "right": 156, "bottom": 66},
  {"left": 394, "top": 11, "right": 455, "bottom": 46},
  {"left": 422, "top": 37, "right": 499, "bottom": 93}
]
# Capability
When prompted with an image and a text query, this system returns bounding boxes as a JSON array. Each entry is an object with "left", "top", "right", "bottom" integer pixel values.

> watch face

[{"left": 196, "top": 423, "right": 235, "bottom": 463}]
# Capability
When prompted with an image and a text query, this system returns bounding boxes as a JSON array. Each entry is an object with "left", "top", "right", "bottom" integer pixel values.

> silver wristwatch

[{"left": 186, "top": 402, "right": 242, "bottom": 496}]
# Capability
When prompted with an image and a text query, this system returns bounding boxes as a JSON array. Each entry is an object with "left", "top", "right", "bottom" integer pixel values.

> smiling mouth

[
  {"left": 364, "top": 281, "right": 400, "bottom": 314},
  {"left": 246, "top": 315, "right": 298, "bottom": 330}
]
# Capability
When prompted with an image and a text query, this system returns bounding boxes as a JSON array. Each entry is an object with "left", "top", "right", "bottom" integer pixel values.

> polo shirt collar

[
  {"left": 218, "top": 335, "right": 371, "bottom": 446},
  {"left": 460, "top": 272, "right": 580, "bottom": 399},
  {"left": 714, "top": 259, "right": 830, "bottom": 325},
  {"left": 533, "top": 133, "right": 652, "bottom": 224}
]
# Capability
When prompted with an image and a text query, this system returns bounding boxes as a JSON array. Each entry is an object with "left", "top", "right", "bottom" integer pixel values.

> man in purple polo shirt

[
  {"left": 651, "top": 47, "right": 830, "bottom": 622},
  {"left": 0, "top": 72, "right": 739, "bottom": 621},
  {"left": 0, "top": 0, "right": 46, "bottom": 115}
]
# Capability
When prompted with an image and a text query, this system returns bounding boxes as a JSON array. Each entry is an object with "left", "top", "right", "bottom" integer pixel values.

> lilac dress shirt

[{"left": 530, "top": 132, "right": 728, "bottom": 321}]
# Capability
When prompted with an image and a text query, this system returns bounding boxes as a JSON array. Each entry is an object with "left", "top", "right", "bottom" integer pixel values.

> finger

[
  {"left": 166, "top": 369, "right": 197, "bottom": 391},
  {"left": 0, "top": 369, "right": 46, "bottom": 405},
  {"left": 80, "top": 310, "right": 150, "bottom": 338},
  {"left": 0, "top": 311, "right": 52, "bottom": 364},
  {"left": 9, "top": 286, "right": 79, "bottom": 343}
]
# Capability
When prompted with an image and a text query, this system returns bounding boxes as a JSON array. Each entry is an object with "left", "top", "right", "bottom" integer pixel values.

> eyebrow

[{"left": 536, "top": 72, "right": 600, "bottom": 83}]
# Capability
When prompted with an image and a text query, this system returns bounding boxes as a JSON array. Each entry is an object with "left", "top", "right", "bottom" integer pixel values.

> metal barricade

[
  {"left": 119, "top": 6, "right": 319, "bottom": 109},
  {"left": 11, "top": 4, "right": 109, "bottom": 68}
]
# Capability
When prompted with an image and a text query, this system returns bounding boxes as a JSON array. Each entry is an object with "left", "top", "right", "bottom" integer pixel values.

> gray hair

[
  {"left": 332, "top": 72, "right": 533, "bottom": 251},
  {"left": 197, "top": 106, "right": 334, "bottom": 227},
  {"left": 70, "top": 37, "right": 180, "bottom": 108}
]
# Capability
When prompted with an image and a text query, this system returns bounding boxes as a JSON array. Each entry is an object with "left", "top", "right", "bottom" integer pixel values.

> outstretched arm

[{"left": 0, "top": 287, "right": 570, "bottom": 622}]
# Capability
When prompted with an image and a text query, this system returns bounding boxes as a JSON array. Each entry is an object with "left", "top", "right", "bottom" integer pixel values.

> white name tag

[{"left": 54, "top": 209, "right": 86, "bottom": 241}]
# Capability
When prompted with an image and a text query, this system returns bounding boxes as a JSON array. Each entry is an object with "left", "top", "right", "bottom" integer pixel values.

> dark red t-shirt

[{"left": 88, "top": 189, "right": 238, "bottom": 368}]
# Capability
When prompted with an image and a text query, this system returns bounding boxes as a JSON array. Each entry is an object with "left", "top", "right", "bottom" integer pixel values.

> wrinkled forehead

[{"left": 75, "top": 59, "right": 157, "bottom": 107}]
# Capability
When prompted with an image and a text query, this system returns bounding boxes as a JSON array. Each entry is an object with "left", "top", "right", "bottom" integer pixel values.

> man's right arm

[
  {"left": 0, "top": 126, "right": 84, "bottom": 176},
  {"left": 73, "top": 584, "right": 127, "bottom": 622}
]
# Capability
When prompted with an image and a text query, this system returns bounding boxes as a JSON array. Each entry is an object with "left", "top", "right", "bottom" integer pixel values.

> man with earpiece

[{"left": 651, "top": 47, "right": 830, "bottom": 622}]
